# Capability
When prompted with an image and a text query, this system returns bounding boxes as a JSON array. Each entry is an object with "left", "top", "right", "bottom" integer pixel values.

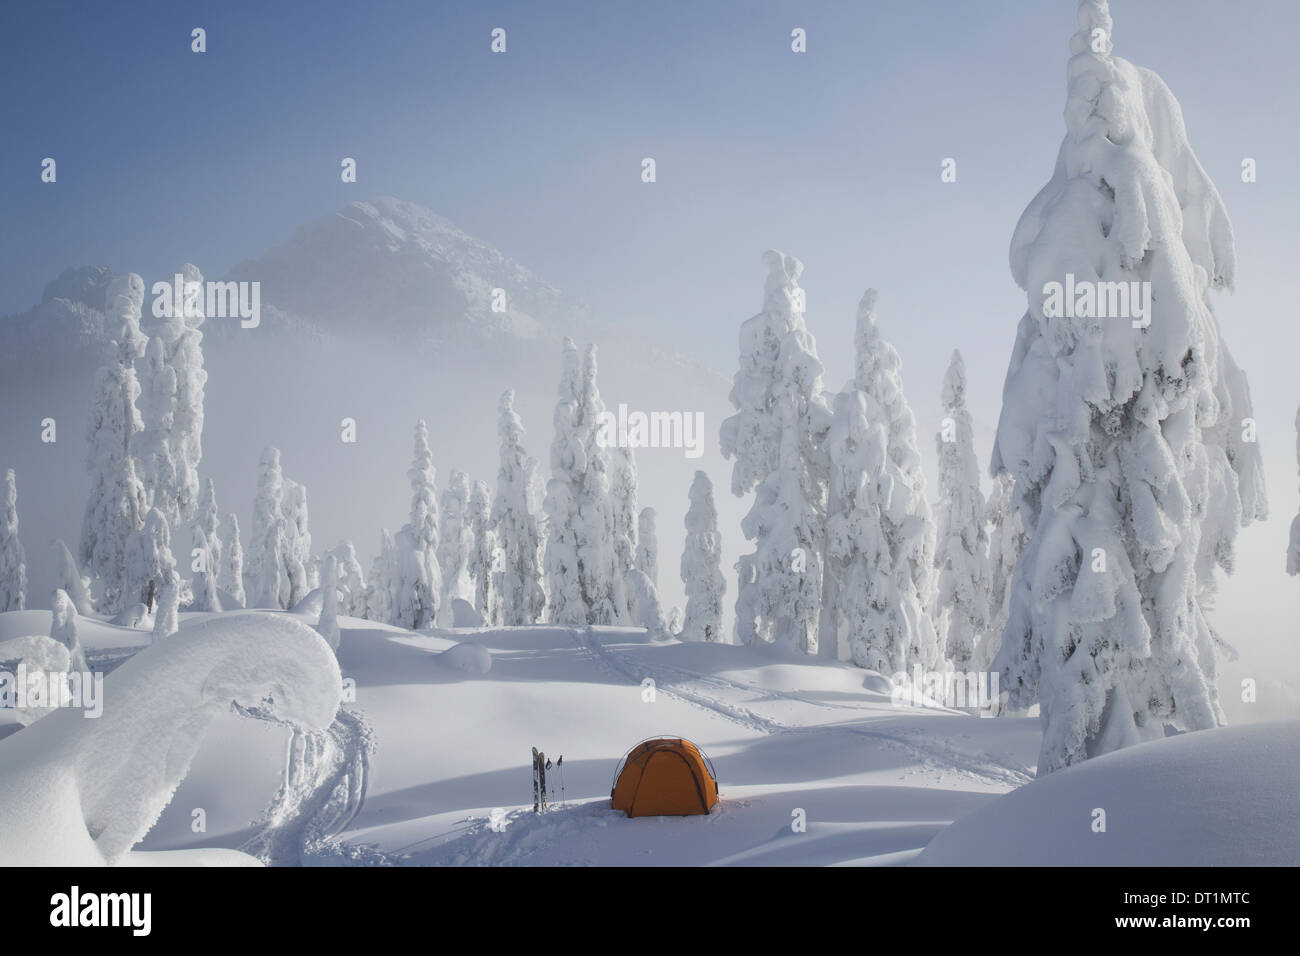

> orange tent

[{"left": 610, "top": 737, "right": 719, "bottom": 817}]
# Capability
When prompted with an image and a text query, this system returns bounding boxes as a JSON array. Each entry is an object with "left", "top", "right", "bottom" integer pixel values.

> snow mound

[
  {"left": 0, "top": 613, "right": 342, "bottom": 865},
  {"left": 0, "top": 634, "right": 76, "bottom": 726},
  {"left": 438, "top": 640, "right": 492, "bottom": 675},
  {"left": 917, "top": 720, "right": 1300, "bottom": 866},
  {"left": 111, "top": 603, "right": 152, "bottom": 628},
  {"left": 0, "top": 633, "right": 71, "bottom": 671},
  {"left": 860, "top": 671, "right": 894, "bottom": 695},
  {"left": 291, "top": 587, "right": 324, "bottom": 616},
  {"left": 451, "top": 598, "right": 482, "bottom": 628}
]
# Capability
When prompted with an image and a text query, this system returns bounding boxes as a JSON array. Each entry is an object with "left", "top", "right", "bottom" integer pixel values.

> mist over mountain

[
  {"left": 0, "top": 199, "right": 739, "bottom": 623},
  {"left": 223, "top": 197, "right": 596, "bottom": 345}
]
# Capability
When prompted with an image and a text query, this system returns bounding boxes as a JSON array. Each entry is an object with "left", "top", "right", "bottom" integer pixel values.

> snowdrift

[
  {"left": 136, "top": 621, "right": 1040, "bottom": 865},
  {"left": 0, "top": 613, "right": 342, "bottom": 865},
  {"left": 438, "top": 640, "right": 492, "bottom": 675},
  {"left": 917, "top": 720, "right": 1300, "bottom": 866}
]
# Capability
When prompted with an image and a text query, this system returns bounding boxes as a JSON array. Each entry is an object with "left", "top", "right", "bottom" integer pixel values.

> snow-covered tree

[
  {"left": 543, "top": 345, "right": 585, "bottom": 626},
  {"left": 391, "top": 421, "right": 442, "bottom": 629},
  {"left": 365, "top": 529, "right": 397, "bottom": 624},
  {"left": 468, "top": 479, "right": 500, "bottom": 625},
  {"left": 636, "top": 507, "right": 658, "bottom": 589},
  {"left": 0, "top": 469, "right": 27, "bottom": 612},
  {"left": 246, "top": 447, "right": 290, "bottom": 609},
  {"left": 170, "top": 264, "right": 208, "bottom": 525},
  {"left": 50, "top": 588, "right": 87, "bottom": 673},
  {"left": 218, "top": 512, "right": 246, "bottom": 608},
  {"left": 282, "top": 477, "right": 315, "bottom": 607},
  {"left": 492, "top": 389, "right": 546, "bottom": 626},
  {"left": 578, "top": 345, "right": 627, "bottom": 623},
  {"left": 666, "top": 605, "right": 684, "bottom": 637},
  {"left": 133, "top": 263, "right": 207, "bottom": 532},
  {"left": 626, "top": 569, "right": 668, "bottom": 640},
  {"left": 544, "top": 341, "right": 625, "bottom": 625},
  {"left": 991, "top": 0, "right": 1266, "bottom": 773},
  {"left": 721, "top": 251, "right": 832, "bottom": 653},
  {"left": 609, "top": 444, "right": 639, "bottom": 583},
  {"left": 821, "top": 290, "right": 938, "bottom": 671},
  {"left": 680, "top": 471, "right": 725, "bottom": 643},
  {"left": 542, "top": 478, "right": 585, "bottom": 625},
  {"left": 52, "top": 539, "right": 94, "bottom": 616},
  {"left": 980, "top": 473, "right": 1027, "bottom": 671},
  {"left": 333, "top": 540, "right": 367, "bottom": 617},
  {"left": 124, "top": 508, "right": 177, "bottom": 615},
  {"left": 437, "top": 469, "right": 473, "bottom": 624},
  {"left": 933, "top": 350, "right": 990, "bottom": 672},
  {"left": 80, "top": 273, "right": 149, "bottom": 612},
  {"left": 316, "top": 553, "right": 340, "bottom": 652},
  {"left": 191, "top": 527, "right": 220, "bottom": 612},
  {"left": 194, "top": 478, "right": 222, "bottom": 590},
  {"left": 132, "top": 329, "right": 177, "bottom": 525},
  {"left": 153, "top": 575, "right": 179, "bottom": 640},
  {"left": 1289, "top": 407, "right": 1300, "bottom": 576}
]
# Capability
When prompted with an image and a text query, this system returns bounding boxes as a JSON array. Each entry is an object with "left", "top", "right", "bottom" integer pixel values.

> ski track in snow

[
  {"left": 575, "top": 629, "right": 1032, "bottom": 789},
  {"left": 296, "top": 626, "right": 1031, "bottom": 866},
  {"left": 409, "top": 621, "right": 1029, "bottom": 867},
  {"left": 241, "top": 707, "right": 390, "bottom": 866}
]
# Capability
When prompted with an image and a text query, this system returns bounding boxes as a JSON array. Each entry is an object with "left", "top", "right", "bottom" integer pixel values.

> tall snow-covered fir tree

[
  {"left": 492, "top": 389, "right": 545, "bottom": 626},
  {"left": 366, "top": 528, "right": 397, "bottom": 625},
  {"left": 635, "top": 507, "right": 658, "bottom": 589},
  {"left": 980, "top": 472, "right": 1028, "bottom": 671},
  {"left": 720, "top": 251, "right": 832, "bottom": 653},
  {"left": 80, "top": 273, "right": 149, "bottom": 612},
  {"left": 468, "top": 479, "right": 501, "bottom": 626},
  {"left": 391, "top": 420, "right": 442, "bottom": 629},
  {"left": 134, "top": 263, "right": 207, "bottom": 532},
  {"left": 544, "top": 341, "right": 587, "bottom": 624},
  {"left": 124, "top": 508, "right": 178, "bottom": 614},
  {"left": 281, "top": 477, "right": 315, "bottom": 607},
  {"left": 544, "top": 340, "right": 624, "bottom": 625},
  {"left": 246, "top": 446, "right": 290, "bottom": 609},
  {"left": 609, "top": 444, "right": 640, "bottom": 587},
  {"left": 577, "top": 344, "right": 627, "bottom": 624},
  {"left": 437, "top": 469, "right": 473, "bottom": 624},
  {"left": 194, "top": 478, "right": 222, "bottom": 594},
  {"left": 334, "top": 539, "right": 368, "bottom": 617},
  {"left": 821, "top": 290, "right": 938, "bottom": 670},
  {"left": 991, "top": 0, "right": 1267, "bottom": 773},
  {"left": 52, "top": 539, "right": 94, "bottom": 616},
  {"left": 131, "top": 329, "right": 178, "bottom": 528},
  {"left": 0, "top": 469, "right": 27, "bottom": 612},
  {"left": 1288, "top": 406, "right": 1300, "bottom": 576},
  {"left": 542, "top": 478, "right": 584, "bottom": 624},
  {"left": 625, "top": 568, "right": 668, "bottom": 640},
  {"left": 153, "top": 573, "right": 180, "bottom": 639},
  {"left": 680, "top": 470, "right": 725, "bottom": 643},
  {"left": 933, "top": 350, "right": 990, "bottom": 672},
  {"left": 170, "top": 264, "right": 207, "bottom": 526},
  {"left": 218, "top": 511, "right": 246, "bottom": 608},
  {"left": 191, "top": 527, "right": 220, "bottom": 612},
  {"left": 50, "top": 588, "right": 87, "bottom": 674},
  {"left": 316, "top": 552, "right": 341, "bottom": 652}
]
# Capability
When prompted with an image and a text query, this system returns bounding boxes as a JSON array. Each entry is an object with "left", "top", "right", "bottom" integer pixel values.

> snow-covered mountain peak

[{"left": 224, "top": 197, "right": 594, "bottom": 345}]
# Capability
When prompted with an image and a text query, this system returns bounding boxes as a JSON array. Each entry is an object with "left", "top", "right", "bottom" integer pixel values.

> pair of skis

[{"left": 531, "top": 747, "right": 565, "bottom": 813}]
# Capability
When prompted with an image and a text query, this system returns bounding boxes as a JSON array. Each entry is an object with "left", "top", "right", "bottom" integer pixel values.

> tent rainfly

[{"left": 610, "top": 737, "right": 719, "bottom": 817}]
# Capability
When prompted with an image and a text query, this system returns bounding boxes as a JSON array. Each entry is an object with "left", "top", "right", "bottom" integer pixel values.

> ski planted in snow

[{"left": 531, "top": 746, "right": 541, "bottom": 812}]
